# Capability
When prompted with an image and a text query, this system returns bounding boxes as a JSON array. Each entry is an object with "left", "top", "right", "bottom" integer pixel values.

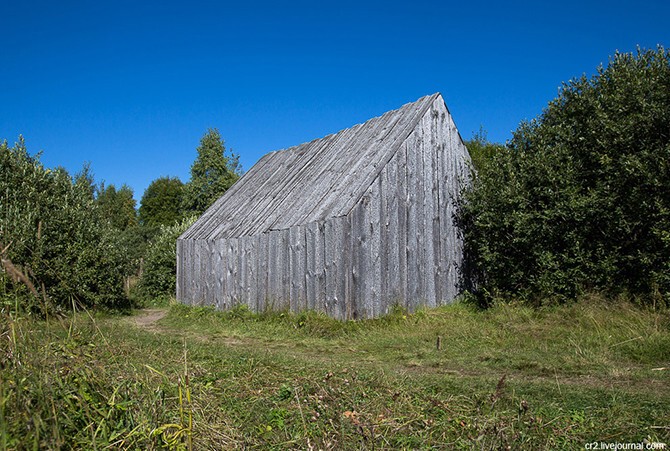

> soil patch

[{"left": 131, "top": 308, "right": 168, "bottom": 332}]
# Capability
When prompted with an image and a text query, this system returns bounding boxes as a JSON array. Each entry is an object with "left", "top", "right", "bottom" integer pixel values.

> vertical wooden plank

[
  {"left": 247, "top": 235, "right": 258, "bottom": 312},
  {"left": 202, "top": 241, "right": 209, "bottom": 306},
  {"left": 267, "top": 230, "right": 279, "bottom": 310},
  {"left": 360, "top": 194, "right": 372, "bottom": 318},
  {"left": 324, "top": 219, "right": 335, "bottom": 317},
  {"left": 191, "top": 240, "right": 198, "bottom": 305},
  {"left": 202, "top": 240, "right": 208, "bottom": 305},
  {"left": 289, "top": 227, "right": 297, "bottom": 312},
  {"left": 183, "top": 240, "right": 190, "bottom": 304},
  {"left": 235, "top": 238, "right": 241, "bottom": 307},
  {"left": 350, "top": 203, "right": 367, "bottom": 319},
  {"left": 298, "top": 225, "right": 308, "bottom": 311},
  {"left": 305, "top": 222, "right": 317, "bottom": 312},
  {"left": 289, "top": 226, "right": 307, "bottom": 312},
  {"left": 384, "top": 153, "right": 399, "bottom": 311},
  {"left": 421, "top": 112, "right": 437, "bottom": 308},
  {"left": 430, "top": 111, "right": 444, "bottom": 305},
  {"left": 176, "top": 240, "right": 182, "bottom": 300},
  {"left": 396, "top": 142, "right": 409, "bottom": 310},
  {"left": 379, "top": 166, "right": 390, "bottom": 316},
  {"left": 195, "top": 241, "right": 201, "bottom": 305},
  {"left": 360, "top": 179, "right": 381, "bottom": 318},
  {"left": 367, "top": 181, "right": 382, "bottom": 318},
  {"left": 315, "top": 221, "right": 327, "bottom": 314},
  {"left": 280, "top": 229, "right": 291, "bottom": 311},
  {"left": 193, "top": 240, "right": 201, "bottom": 305},
  {"left": 325, "top": 217, "right": 346, "bottom": 318},
  {"left": 206, "top": 240, "right": 215, "bottom": 306},
  {"left": 404, "top": 134, "right": 421, "bottom": 311},
  {"left": 225, "top": 238, "right": 236, "bottom": 310},
  {"left": 342, "top": 215, "right": 352, "bottom": 321},
  {"left": 415, "top": 126, "right": 426, "bottom": 310},
  {"left": 175, "top": 240, "right": 186, "bottom": 302},
  {"left": 201, "top": 241, "right": 208, "bottom": 305},
  {"left": 436, "top": 105, "right": 450, "bottom": 304},
  {"left": 189, "top": 241, "right": 196, "bottom": 305},
  {"left": 191, "top": 241, "right": 198, "bottom": 305},
  {"left": 213, "top": 240, "right": 222, "bottom": 310},
  {"left": 236, "top": 236, "right": 247, "bottom": 307},
  {"left": 200, "top": 240, "right": 208, "bottom": 305},
  {"left": 236, "top": 238, "right": 243, "bottom": 307},
  {"left": 258, "top": 232, "right": 269, "bottom": 313}
]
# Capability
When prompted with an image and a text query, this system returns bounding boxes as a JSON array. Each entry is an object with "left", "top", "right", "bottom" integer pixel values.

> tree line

[
  {"left": 0, "top": 128, "right": 240, "bottom": 313},
  {"left": 2, "top": 46, "right": 668, "bottom": 313}
]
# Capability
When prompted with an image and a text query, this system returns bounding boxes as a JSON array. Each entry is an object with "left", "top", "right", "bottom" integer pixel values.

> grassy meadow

[{"left": 1, "top": 298, "right": 669, "bottom": 449}]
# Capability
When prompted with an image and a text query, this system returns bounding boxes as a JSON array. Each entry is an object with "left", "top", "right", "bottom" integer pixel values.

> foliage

[
  {"left": 0, "top": 138, "right": 129, "bottom": 311},
  {"left": 95, "top": 182, "right": 138, "bottom": 231},
  {"left": 2, "top": 300, "right": 668, "bottom": 448},
  {"left": 137, "top": 215, "right": 196, "bottom": 300},
  {"left": 95, "top": 183, "right": 146, "bottom": 284},
  {"left": 139, "top": 176, "right": 185, "bottom": 228},
  {"left": 181, "top": 128, "right": 241, "bottom": 216},
  {"left": 465, "top": 126, "right": 505, "bottom": 172},
  {"left": 458, "top": 46, "right": 670, "bottom": 306}
]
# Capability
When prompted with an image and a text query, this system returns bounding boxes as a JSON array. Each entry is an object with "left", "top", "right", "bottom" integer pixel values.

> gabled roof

[{"left": 182, "top": 93, "right": 442, "bottom": 240}]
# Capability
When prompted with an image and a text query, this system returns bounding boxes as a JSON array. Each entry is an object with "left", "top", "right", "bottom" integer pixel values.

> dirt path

[{"left": 131, "top": 308, "right": 168, "bottom": 332}]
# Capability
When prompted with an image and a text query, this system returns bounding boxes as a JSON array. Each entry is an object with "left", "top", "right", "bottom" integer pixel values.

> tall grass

[
  {"left": 0, "top": 306, "right": 231, "bottom": 449},
  {"left": 1, "top": 297, "right": 668, "bottom": 449}
]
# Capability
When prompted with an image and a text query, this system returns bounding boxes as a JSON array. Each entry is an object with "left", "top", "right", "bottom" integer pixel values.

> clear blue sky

[{"left": 2, "top": 0, "right": 668, "bottom": 202}]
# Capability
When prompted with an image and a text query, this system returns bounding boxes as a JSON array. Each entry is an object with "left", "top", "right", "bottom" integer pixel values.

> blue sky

[{"left": 1, "top": 0, "right": 668, "bottom": 202}]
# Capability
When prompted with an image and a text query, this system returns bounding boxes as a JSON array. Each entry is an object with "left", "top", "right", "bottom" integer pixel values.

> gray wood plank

[
  {"left": 405, "top": 133, "right": 420, "bottom": 310},
  {"left": 396, "top": 141, "right": 409, "bottom": 310},
  {"left": 420, "top": 111, "right": 437, "bottom": 308},
  {"left": 305, "top": 222, "right": 317, "bottom": 312},
  {"left": 368, "top": 179, "right": 382, "bottom": 317},
  {"left": 258, "top": 232, "right": 269, "bottom": 312},
  {"left": 314, "top": 221, "right": 326, "bottom": 314},
  {"left": 289, "top": 225, "right": 307, "bottom": 312},
  {"left": 267, "top": 230, "right": 280, "bottom": 310},
  {"left": 279, "top": 229, "right": 290, "bottom": 310},
  {"left": 350, "top": 203, "right": 366, "bottom": 319}
]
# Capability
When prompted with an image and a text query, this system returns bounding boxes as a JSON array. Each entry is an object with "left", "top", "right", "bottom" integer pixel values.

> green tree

[
  {"left": 139, "top": 176, "right": 184, "bottom": 227},
  {"left": 96, "top": 183, "right": 138, "bottom": 230},
  {"left": 1, "top": 137, "right": 129, "bottom": 311},
  {"left": 458, "top": 46, "right": 670, "bottom": 306},
  {"left": 181, "top": 128, "right": 241, "bottom": 215}
]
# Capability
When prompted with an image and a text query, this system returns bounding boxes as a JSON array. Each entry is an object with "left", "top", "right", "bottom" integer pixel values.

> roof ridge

[{"left": 264, "top": 93, "right": 441, "bottom": 158}]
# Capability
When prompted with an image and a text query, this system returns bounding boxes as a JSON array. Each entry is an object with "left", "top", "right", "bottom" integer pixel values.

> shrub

[
  {"left": 137, "top": 216, "right": 196, "bottom": 300},
  {"left": 0, "top": 138, "right": 129, "bottom": 312},
  {"left": 459, "top": 46, "right": 670, "bottom": 306}
]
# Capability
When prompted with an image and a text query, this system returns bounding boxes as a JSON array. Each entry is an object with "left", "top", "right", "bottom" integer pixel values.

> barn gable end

[{"left": 177, "top": 93, "right": 471, "bottom": 319}]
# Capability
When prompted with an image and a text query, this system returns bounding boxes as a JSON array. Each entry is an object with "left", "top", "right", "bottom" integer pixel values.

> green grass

[{"left": 1, "top": 298, "right": 669, "bottom": 449}]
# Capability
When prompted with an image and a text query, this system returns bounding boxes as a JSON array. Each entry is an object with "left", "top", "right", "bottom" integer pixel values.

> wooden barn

[{"left": 177, "top": 93, "right": 471, "bottom": 319}]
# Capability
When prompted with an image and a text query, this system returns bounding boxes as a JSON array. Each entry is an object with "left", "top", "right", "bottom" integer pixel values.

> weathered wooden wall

[{"left": 176, "top": 95, "right": 470, "bottom": 319}]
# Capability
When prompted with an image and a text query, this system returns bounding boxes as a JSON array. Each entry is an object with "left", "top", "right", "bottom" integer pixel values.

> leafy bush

[
  {"left": 0, "top": 138, "right": 129, "bottom": 312},
  {"left": 137, "top": 216, "right": 196, "bottom": 300},
  {"left": 459, "top": 46, "right": 670, "bottom": 306}
]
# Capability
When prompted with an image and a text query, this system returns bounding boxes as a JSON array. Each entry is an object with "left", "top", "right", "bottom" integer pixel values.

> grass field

[{"left": 1, "top": 298, "right": 669, "bottom": 449}]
